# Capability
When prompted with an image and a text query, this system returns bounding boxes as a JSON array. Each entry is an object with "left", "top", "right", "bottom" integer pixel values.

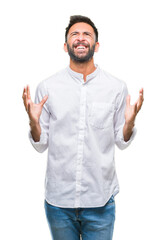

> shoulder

[
  {"left": 44, "top": 68, "right": 67, "bottom": 85},
  {"left": 100, "top": 68, "right": 127, "bottom": 90},
  {"left": 37, "top": 68, "right": 67, "bottom": 91}
]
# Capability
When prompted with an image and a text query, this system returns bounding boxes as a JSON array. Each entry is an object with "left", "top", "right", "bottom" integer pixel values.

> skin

[
  {"left": 64, "top": 22, "right": 99, "bottom": 82},
  {"left": 22, "top": 22, "right": 144, "bottom": 142},
  {"left": 123, "top": 88, "right": 144, "bottom": 141},
  {"left": 22, "top": 85, "right": 48, "bottom": 141}
]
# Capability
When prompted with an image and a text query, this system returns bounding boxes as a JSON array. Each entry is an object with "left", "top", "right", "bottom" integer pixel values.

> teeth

[{"left": 77, "top": 46, "right": 85, "bottom": 49}]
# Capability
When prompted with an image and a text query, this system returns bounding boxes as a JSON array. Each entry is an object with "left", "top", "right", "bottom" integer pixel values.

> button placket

[{"left": 75, "top": 85, "right": 86, "bottom": 208}]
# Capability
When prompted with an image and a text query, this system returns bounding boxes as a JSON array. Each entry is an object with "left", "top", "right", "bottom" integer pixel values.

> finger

[
  {"left": 139, "top": 88, "right": 144, "bottom": 100},
  {"left": 23, "top": 91, "right": 27, "bottom": 103},
  {"left": 40, "top": 95, "right": 48, "bottom": 107},
  {"left": 137, "top": 101, "right": 143, "bottom": 112},
  {"left": 140, "top": 88, "right": 144, "bottom": 95},
  {"left": 137, "top": 89, "right": 144, "bottom": 112},
  {"left": 22, "top": 86, "right": 26, "bottom": 99},
  {"left": 27, "top": 85, "right": 31, "bottom": 100},
  {"left": 22, "top": 87, "right": 27, "bottom": 105},
  {"left": 22, "top": 88, "right": 28, "bottom": 110},
  {"left": 27, "top": 101, "right": 31, "bottom": 113},
  {"left": 126, "top": 95, "right": 131, "bottom": 107},
  {"left": 23, "top": 93, "right": 29, "bottom": 111}
]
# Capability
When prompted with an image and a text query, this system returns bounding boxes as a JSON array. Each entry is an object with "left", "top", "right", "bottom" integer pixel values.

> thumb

[
  {"left": 40, "top": 95, "right": 48, "bottom": 107},
  {"left": 126, "top": 95, "right": 130, "bottom": 107},
  {"left": 134, "top": 102, "right": 137, "bottom": 114}
]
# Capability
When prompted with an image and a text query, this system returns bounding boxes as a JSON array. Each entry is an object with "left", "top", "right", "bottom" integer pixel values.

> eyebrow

[
  {"left": 84, "top": 31, "right": 92, "bottom": 36},
  {"left": 70, "top": 31, "right": 92, "bottom": 36}
]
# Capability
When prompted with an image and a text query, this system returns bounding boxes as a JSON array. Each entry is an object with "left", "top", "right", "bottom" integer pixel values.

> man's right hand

[
  {"left": 22, "top": 85, "right": 48, "bottom": 142},
  {"left": 22, "top": 85, "right": 48, "bottom": 124}
]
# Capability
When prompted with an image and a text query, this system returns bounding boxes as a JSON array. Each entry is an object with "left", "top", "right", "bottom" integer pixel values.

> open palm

[
  {"left": 125, "top": 88, "right": 144, "bottom": 124},
  {"left": 22, "top": 85, "right": 48, "bottom": 123}
]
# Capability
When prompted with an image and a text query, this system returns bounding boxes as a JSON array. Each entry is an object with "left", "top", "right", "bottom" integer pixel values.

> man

[{"left": 22, "top": 15, "right": 143, "bottom": 240}]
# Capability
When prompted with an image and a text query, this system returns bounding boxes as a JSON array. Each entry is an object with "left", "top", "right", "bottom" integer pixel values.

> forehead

[{"left": 68, "top": 22, "right": 95, "bottom": 35}]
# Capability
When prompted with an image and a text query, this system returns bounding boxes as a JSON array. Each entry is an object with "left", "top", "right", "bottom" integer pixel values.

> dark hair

[{"left": 65, "top": 15, "right": 98, "bottom": 42}]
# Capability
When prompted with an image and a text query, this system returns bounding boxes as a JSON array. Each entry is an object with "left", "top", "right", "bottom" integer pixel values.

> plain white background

[{"left": 0, "top": 0, "right": 166, "bottom": 239}]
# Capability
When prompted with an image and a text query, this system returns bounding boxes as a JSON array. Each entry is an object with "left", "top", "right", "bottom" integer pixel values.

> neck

[{"left": 69, "top": 58, "right": 96, "bottom": 82}]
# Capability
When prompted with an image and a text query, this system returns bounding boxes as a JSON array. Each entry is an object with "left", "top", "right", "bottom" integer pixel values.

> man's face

[{"left": 64, "top": 22, "right": 99, "bottom": 63}]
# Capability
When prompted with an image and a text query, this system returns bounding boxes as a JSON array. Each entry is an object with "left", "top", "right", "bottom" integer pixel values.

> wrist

[
  {"left": 124, "top": 120, "right": 135, "bottom": 129},
  {"left": 29, "top": 120, "right": 41, "bottom": 142},
  {"left": 29, "top": 119, "right": 40, "bottom": 128},
  {"left": 123, "top": 121, "right": 135, "bottom": 142}
]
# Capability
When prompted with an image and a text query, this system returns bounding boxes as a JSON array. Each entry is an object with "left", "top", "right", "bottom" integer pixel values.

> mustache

[{"left": 72, "top": 42, "right": 90, "bottom": 48}]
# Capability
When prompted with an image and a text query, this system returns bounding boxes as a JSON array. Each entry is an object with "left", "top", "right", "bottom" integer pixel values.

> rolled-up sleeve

[
  {"left": 28, "top": 80, "right": 50, "bottom": 153},
  {"left": 114, "top": 82, "right": 137, "bottom": 150}
]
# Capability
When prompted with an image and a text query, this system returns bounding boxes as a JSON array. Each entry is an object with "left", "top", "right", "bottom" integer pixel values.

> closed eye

[
  {"left": 70, "top": 31, "right": 92, "bottom": 37},
  {"left": 70, "top": 32, "right": 79, "bottom": 36},
  {"left": 84, "top": 32, "right": 91, "bottom": 36}
]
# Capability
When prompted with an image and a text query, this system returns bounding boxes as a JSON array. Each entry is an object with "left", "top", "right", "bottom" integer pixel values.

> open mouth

[
  {"left": 76, "top": 45, "right": 86, "bottom": 50},
  {"left": 73, "top": 43, "right": 89, "bottom": 51}
]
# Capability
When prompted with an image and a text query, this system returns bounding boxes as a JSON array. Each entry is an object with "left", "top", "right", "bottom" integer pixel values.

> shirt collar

[{"left": 66, "top": 64, "right": 99, "bottom": 83}]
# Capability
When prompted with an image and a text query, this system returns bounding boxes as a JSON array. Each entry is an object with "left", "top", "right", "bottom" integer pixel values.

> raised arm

[
  {"left": 123, "top": 88, "right": 144, "bottom": 142},
  {"left": 22, "top": 85, "right": 48, "bottom": 142}
]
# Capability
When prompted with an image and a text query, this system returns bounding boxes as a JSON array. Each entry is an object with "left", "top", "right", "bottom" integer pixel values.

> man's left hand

[
  {"left": 125, "top": 88, "right": 144, "bottom": 125},
  {"left": 123, "top": 88, "right": 144, "bottom": 142}
]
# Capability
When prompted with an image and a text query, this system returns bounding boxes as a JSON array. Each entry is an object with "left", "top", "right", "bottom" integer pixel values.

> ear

[
  {"left": 64, "top": 43, "right": 68, "bottom": 52},
  {"left": 95, "top": 42, "right": 100, "bottom": 52}
]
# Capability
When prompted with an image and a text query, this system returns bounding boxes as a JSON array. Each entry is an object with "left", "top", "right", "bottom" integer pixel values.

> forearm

[
  {"left": 123, "top": 121, "right": 135, "bottom": 142},
  {"left": 29, "top": 120, "right": 41, "bottom": 142}
]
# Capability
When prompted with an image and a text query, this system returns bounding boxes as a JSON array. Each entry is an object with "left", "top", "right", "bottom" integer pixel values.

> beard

[{"left": 67, "top": 42, "right": 96, "bottom": 63}]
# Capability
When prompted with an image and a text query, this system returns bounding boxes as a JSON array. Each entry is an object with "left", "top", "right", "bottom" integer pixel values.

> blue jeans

[{"left": 44, "top": 195, "right": 115, "bottom": 240}]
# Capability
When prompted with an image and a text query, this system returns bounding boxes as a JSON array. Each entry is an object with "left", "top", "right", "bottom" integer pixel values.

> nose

[{"left": 77, "top": 33, "right": 85, "bottom": 41}]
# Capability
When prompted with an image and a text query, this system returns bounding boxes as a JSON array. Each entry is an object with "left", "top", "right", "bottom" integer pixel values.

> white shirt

[{"left": 29, "top": 65, "right": 136, "bottom": 208}]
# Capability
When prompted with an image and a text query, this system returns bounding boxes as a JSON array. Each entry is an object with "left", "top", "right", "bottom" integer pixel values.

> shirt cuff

[
  {"left": 28, "top": 130, "right": 48, "bottom": 153},
  {"left": 122, "top": 126, "right": 137, "bottom": 143},
  {"left": 116, "top": 126, "right": 137, "bottom": 150}
]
